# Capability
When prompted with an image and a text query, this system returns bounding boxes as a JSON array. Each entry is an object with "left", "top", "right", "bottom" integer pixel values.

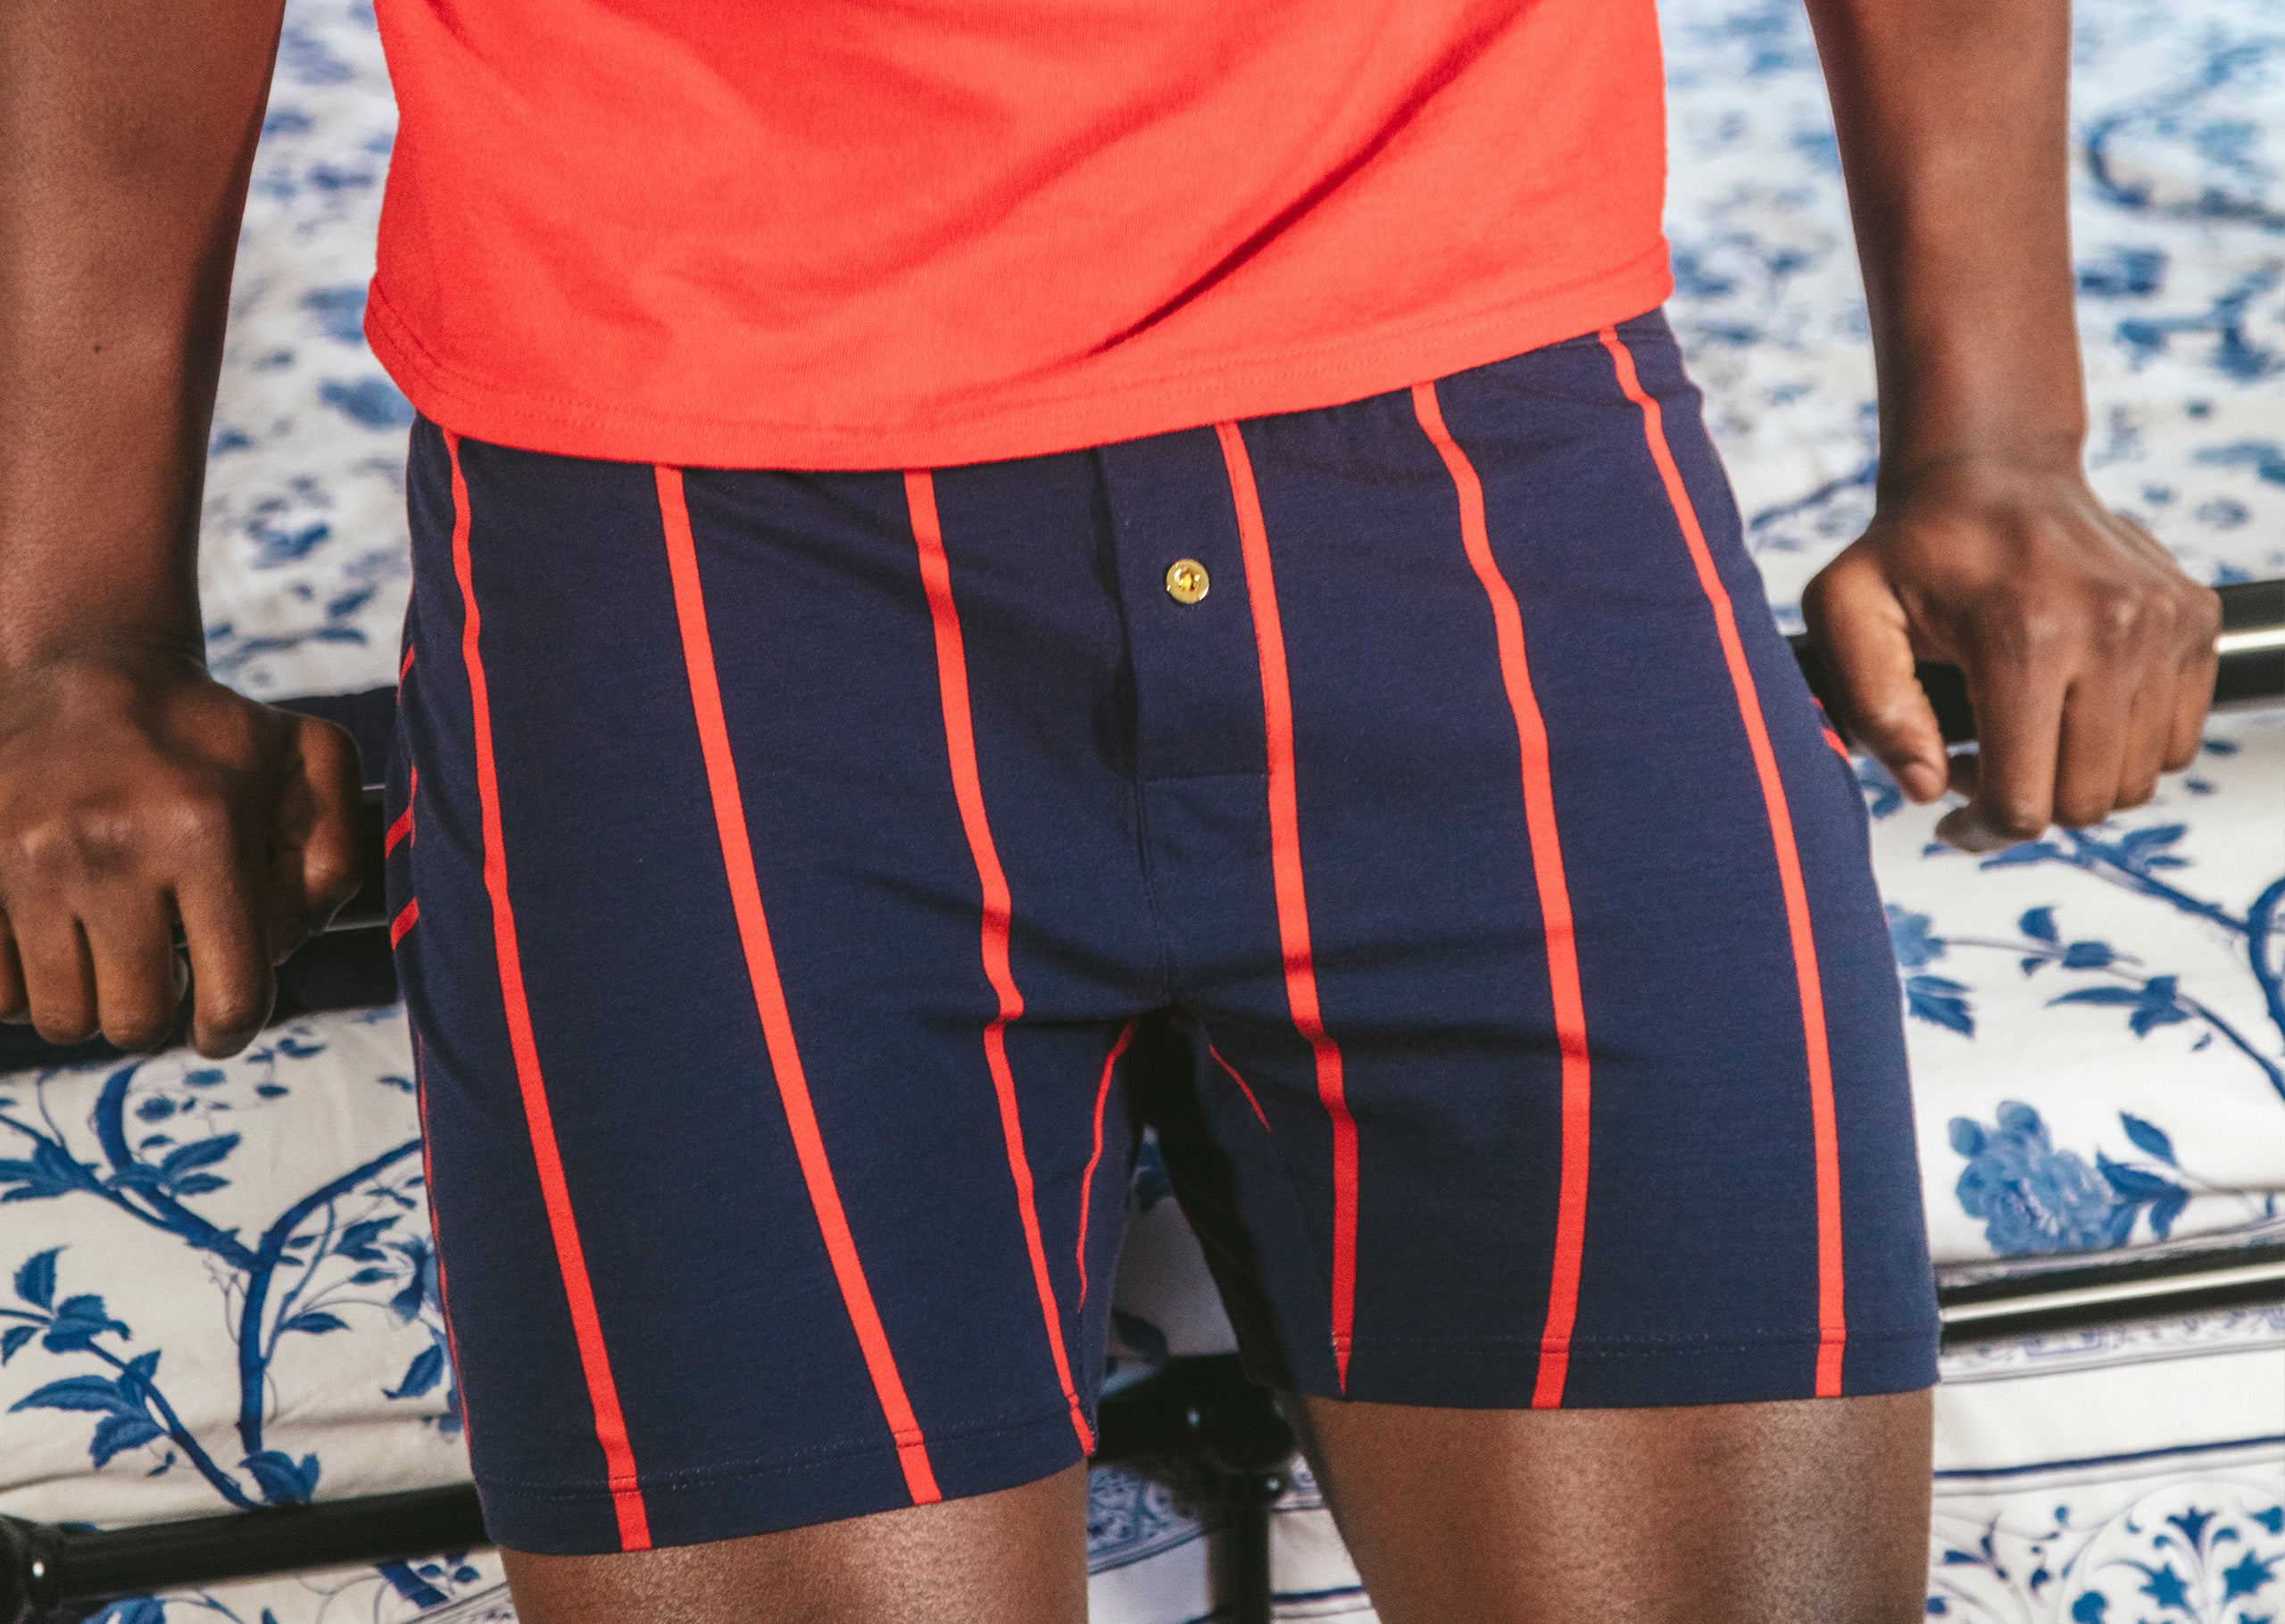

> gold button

[{"left": 1165, "top": 559, "right": 1210, "bottom": 605}]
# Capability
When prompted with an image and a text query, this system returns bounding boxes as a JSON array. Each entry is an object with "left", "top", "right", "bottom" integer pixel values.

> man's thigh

[
  {"left": 499, "top": 1465, "right": 1089, "bottom": 1624},
  {"left": 1294, "top": 1391, "right": 1932, "bottom": 1624}
]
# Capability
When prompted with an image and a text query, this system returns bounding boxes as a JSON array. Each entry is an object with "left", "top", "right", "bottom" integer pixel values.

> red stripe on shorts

[
  {"left": 906, "top": 468, "right": 1097, "bottom": 1455},
  {"left": 1411, "top": 381, "right": 1595, "bottom": 1409},
  {"left": 1599, "top": 329, "right": 1849, "bottom": 1396},
  {"left": 1214, "top": 420, "right": 1360, "bottom": 1391},
  {"left": 1076, "top": 1020, "right": 1139, "bottom": 1310},
  {"left": 654, "top": 465, "right": 943, "bottom": 1504},
  {"left": 1208, "top": 1044, "right": 1273, "bottom": 1135},
  {"left": 447, "top": 433, "right": 652, "bottom": 1549}
]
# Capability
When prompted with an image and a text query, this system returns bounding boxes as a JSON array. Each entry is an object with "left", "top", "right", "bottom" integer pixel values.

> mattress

[{"left": 2, "top": 0, "right": 2279, "bottom": 1617}]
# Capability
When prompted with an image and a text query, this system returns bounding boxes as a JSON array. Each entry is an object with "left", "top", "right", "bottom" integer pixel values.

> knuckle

[
  {"left": 2188, "top": 585, "right": 2223, "bottom": 640},
  {"left": 160, "top": 791, "right": 238, "bottom": 852},
  {"left": 1975, "top": 601, "right": 2066, "bottom": 660},
  {"left": 2086, "top": 589, "right": 2144, "bottom": 653},
  {"left": 15, "top": 808, "right": 135, "bottom": 881},
  {"left": 308, "top": 854, "right": 362, "bottom": 914}
]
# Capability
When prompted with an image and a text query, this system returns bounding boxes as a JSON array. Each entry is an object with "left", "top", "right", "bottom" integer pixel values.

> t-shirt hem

[{"left": 364, "top": 244, "right": 1673, "bottom": 472}]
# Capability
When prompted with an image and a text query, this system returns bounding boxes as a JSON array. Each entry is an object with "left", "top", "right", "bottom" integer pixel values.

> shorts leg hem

[
  {"left": 475, "top": 1404, "right": 1091, "bottom": 1554},
  {"left": 1292, "top": 1327, "right": 1940, "bottom": 1409}
]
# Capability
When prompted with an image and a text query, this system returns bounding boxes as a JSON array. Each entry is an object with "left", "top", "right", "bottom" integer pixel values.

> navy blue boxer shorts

[{"left": 385, "top": 310, "right": 1939, "bottom": 1555}]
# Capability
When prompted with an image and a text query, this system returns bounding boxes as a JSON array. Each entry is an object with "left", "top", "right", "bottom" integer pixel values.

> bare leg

[
  {"left": 498, "top": 1462, "right": 1088, "bottom": 1624},
  {"left": 1292, "top": 1390, "right": 1932, "bottom": 1624}
]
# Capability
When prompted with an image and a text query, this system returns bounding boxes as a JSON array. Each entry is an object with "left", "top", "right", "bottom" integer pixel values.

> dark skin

[{"left": 0, "top": 0, "right": 2218, "bottom": 1616}]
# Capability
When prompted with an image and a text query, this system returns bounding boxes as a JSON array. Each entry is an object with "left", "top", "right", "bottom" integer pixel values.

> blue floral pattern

[{"left": 1865, "top": 713, "right": 2285, "bottom": 1272}]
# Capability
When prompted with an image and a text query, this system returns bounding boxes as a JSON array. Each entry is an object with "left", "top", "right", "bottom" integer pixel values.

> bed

[{"left": 3, "top": 0, "right": 2281, "bottom": 1618}]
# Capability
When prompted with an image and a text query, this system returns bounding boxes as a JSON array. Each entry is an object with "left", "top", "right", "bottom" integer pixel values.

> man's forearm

[
  {"left": 1804, "top": 0, "right": 2084, "bottom": 485},
  {"left": 0, "top": 0, "right": 286, "bottom": 671}
]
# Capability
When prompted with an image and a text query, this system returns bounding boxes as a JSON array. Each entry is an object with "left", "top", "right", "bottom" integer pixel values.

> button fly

[{"left": 1164, "top": 559, "right": 1210, "bottom": 605}]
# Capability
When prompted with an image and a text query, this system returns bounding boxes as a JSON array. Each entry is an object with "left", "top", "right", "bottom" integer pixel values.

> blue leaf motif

[
  {"left": 1, "top": 1325, "right": 35, "bottom": 1363},
  {"left": 386, "top": 1344, "right": 445, "bottom": 1400},
  {"left": 2115, "top": 824, "right": 2188, "bottom": 869},
  {"left": 1886, "top": 906, "right": 1947, "bottom": 968},
  {"left": 2098, "top": 1155, "right": 2181, "bottom": 1201},
  {"left": 2227, "top": 1549, "right": 2281, "bottom": 1600},
  {"left": 1949, "top": 1118, "right": 1987, "bottom": 1157},
  {"left": 2070, "top": 1594, "right": 2106, "bottom": 1623},
  {"left": 11, "top": 1375, "right": 137, "bottom": 1416},
  {"left": 89, "top": 1412, "right": 166, "bottom": 1467},
  {"left": 2051, "top": 977, "right": 2193, "bottom": 1038},
  {"left": 2148, "top": 1187, "right": 2189, "bottom": 1239},
  {"left": 2060, "top": 940, "right": 2115, "bottom": 969},
  {"left": 2019, "top": 906, "right": 2059, "bottom": 942},
  {"left": 337, "top": 1217, "right": 396, "bottom": 1261},
  {"left": 158, "top": 1134, "right": 240, "bottom": 1179},
  {"left": 2140, "top": 1561, "right": 2190, "bottom": 1611},
  {"left": 282, "top": 1310, "right": 348, "bottom": 1336},
  {"left": 240, "top": 1449, "right": 321, "bottom": 1505},
  {"left": 0, "top": 1140, "right": 91, "bottom": 1201},
  {"left": 2120, "top": 1114, "right": 2177, "bottom": 1164},
  {"left": 42, "top": 1295, "right": 130, "bottom": 1354},
  {"left": 14, "top": 1247, "right": 60, "bottom": 1308},
  {"left": 1907, "top": 974, "right": 1974, "bottom": 1034}
]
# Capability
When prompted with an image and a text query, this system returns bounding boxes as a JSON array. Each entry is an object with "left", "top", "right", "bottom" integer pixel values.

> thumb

[{"left": 1801, "top": 555, "right": 1948, "bottom": 803}]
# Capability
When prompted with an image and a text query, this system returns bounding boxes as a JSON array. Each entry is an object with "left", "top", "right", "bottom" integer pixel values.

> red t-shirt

[{"left": 365, "top": 0, "right": 1671, "bottom": 471}]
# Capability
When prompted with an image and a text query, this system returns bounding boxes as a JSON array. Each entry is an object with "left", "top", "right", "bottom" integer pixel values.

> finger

[
  {"left": 288, "top": 715, "right": 364, "bottom": 934},
  {"left": 1802, "top": 558, "right": 1948, "bottom": 801},
  {"left": 17, "top": 914, "right": 99, "bottom": 1047},
  {"left": 81, "top": 888, "right": 185, "bottom": 1052},
  {"left": 2165, "top": 635, "right": 2220, "bottom": 774},
  {"left": 175, "top": 863, "right": 275, "bottom": 1058},
  {"left": 2115, "top": 652, "right": 2175, "bottom": 810},
  {"left": 0, "top": 914, "right": 26, "bottom": 1022},
  {"left": 2052, "top": 667, "right": 2136, "bottom": 828},
  {"left": 1940, "top": 658, "right": 2067, "bottom": 851}
]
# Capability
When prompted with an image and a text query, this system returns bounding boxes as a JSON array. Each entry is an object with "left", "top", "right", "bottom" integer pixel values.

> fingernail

[{"left": 1901, "top": 763, "right": 1944, "bottom": 801}]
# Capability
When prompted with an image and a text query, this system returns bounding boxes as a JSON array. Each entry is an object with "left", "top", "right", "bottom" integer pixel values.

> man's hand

[
  {"left": 0, "top": 648, "right": 361, "bottom": 1056},
  {"left": 1803, "top": 456, "right": 2220, "bottom": 850},
  {"left": 1799, "top": 0, "right": 2222, "bottom": 850}
]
